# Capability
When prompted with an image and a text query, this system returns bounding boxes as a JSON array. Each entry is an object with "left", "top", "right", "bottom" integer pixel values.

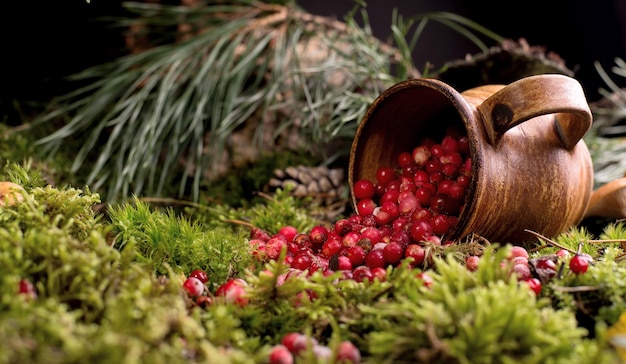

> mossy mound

[{"left": 0, "top": 161, "right": 624, "bottom": 363}]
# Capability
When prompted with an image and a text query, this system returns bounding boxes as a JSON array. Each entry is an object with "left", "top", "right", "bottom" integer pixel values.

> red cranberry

[
  {"left": 375, "top": 166, "right": 396, "bottom": 186},
  {"left": 412, "top": 145, "right": 431, "bottom": 166},
  {"left": 309, "top": 225, "right": 328, "bottom": 245},
  {"left": 353, "top": 179, "right": 376, "bottom": 200},
  {"left": 345, "top": 245, "right": 366, "bottom": 267},
  {"left": 365, "top": 249, "right": 386, "bottom": 269},
  {"left": 189, "top": 269, "right": 209, "bottom": 283},
  {"left": 291, "top": 253, "right": 312, "bottom": 270},
  {"left": 278, "top": 225, "right": 298, "bottom": 242},
  {"left": 465, "top": 255, "right": 480, "bottom": 271},
  {"left": 335, "top": 341, "right": 361, "bottom": 364},
  {"left": 183, "top": 277, "right": 204, "bottom": 297},
  {"left": 352, "top": 266, "right": 373, "bottom": 282},
  {"left": 410, "top": 220, "right": 433, "bottom": 242},
  {"left": 342, "top": 231, "right": 361, "bottom": 247},
  {"left": 269, "top": 345, "right": 293, "bottom": 364},
  {"left": 215, "top": 278, "right": 249, "bottom": 306},
  {"left": 334, "top": 219, "right": 353, "bottom": 236},
  {"left": 397, "top": 151, "right": 414, "bottom": 168},
  {"left": 404, "top": 244, "right": 426, "bottom": 266},
  {"left": 321, "top": 238, "right": 343, "bottom": 258},
  {"left": 383, "top": 242, "right": 404, "bottom": 264},
  {"left": 430, "top": 214, "right": 452, "bottom": 236},
  {"left": 523, "top": 277, "right": 542, "bottom": 296},
  {"left": 569, "top": 254, "right": 590, "bottom": 274},
  {"left": 371, "top": 266, "right": 387, "bottom": 281}
]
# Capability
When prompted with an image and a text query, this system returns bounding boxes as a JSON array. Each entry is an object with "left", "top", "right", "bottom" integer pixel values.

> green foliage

[
  {"left": 362, "top": 248, "right": 612, "bottom": 364},
  {"left": 0, "top": 164, "right": 623, "bottom": 363},
  {"left": 30, "top": 1, "right": 502, "bottom": 202},
  {"left": 191, "top": 187, "right": 322, "bottom": 235},
  {"left": 108, "top": 198, "right": 254, "bottom": 286},
  {"left": 548, "top": 248, "right": 626, "bottom": 331},
  {"left": 199, "top": 150, "right": 318, "bottom": 207},
  {"left": 0, "top": 170, "right": 230, "bottom": 363},
  {"left": 587, "top": 58, "right": 626, "bottom": 187}
]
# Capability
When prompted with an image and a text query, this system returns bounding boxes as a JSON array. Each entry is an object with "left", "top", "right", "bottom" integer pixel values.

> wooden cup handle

[{"left": 476, "top": 74, "right": 592, "bottom": 149}]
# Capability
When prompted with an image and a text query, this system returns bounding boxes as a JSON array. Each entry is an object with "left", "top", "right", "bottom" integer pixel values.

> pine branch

[{"left": 31, "top": 1, "right": 500, "bottom": 202}]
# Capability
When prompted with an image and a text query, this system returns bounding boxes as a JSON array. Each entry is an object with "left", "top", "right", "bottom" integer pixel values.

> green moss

[
  {"left": 108, "top": 198, "right": 255, "bottom": 287},
  {"left": 362, "top": 248, "right": 614, "bottom": 363},
  {"left": 0, "top": 160, "right": 624, "bottom": 363}
]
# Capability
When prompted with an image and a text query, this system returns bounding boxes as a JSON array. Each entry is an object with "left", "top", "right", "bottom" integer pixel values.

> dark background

[{"left": 1, "top": 0, "right": 625, "bottom": 119}]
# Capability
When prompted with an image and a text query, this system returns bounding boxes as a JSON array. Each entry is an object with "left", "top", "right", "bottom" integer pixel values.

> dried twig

[{"left": 523, "top": 229, "right": 578, "bottom": 256}]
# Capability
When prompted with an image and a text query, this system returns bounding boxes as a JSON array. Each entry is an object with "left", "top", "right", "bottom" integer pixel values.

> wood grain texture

[{"left": 349, "top": 75, "right": 594, "bottom": 243}]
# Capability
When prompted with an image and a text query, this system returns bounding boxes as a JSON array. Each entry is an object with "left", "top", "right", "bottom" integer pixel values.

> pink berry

[
  {"left": 337, "top": 255, "right": 353, "bottom": 270},
  {"left": 371, "top": 266, "right": 387, "bottom": 281},
  {"left": 266, "top": 236, "right": 288, "bottom": 260},
  {"left": 335, "top": 340, "right": 361, "bottom": 364},
  {"left": 182, "top": 276, "right": 204, "bottom": 297},
  {"left": 556, "top": 249, "right": 571, "bottom": 259},
  {"left": 398, "top": 194, "right": 419, "bottom": 214},
  {"left": 291, "top": 334, "right": 318, "bottom": 355},
  {"left": 412, "top": 145, "right": 431, "bottom": 166},
  {"left": 512, "top": 263, "right": 531, "bottom": 280},
  {"left": 282, "top": 332, "right": 303, "bottom": 352},
  {"left": 250, "top": 227, "right": 271, "bottom": 241},
  {"left": 269, "top": 345, "right": 294, "bottom": 364},
  {"left": 215, "top": 278, "right": 249, "bottom": 306},
  {"left": 508, "top": 246, "right": 529, "bottom": 260},
  {"left": 417, "top": 271, "right": 434, "bottom": 287},
  {"left": 278, "top": 226, "right": 298, "bottom": 242},
  {"left": 465, "top": 255, "right": 480, "bottom": 271}
]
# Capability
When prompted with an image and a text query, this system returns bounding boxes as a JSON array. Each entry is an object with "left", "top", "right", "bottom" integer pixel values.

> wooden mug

[{"left": 348, "top": 74, "right": 594, "bottom": 243}]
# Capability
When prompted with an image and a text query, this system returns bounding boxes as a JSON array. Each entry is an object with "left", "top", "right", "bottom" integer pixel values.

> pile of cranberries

[
  {"left": 246, "top": 126, "right": 472, "bottom": 282},
  {"left": 176, "top": 125, "right": 597, "bottom": 362},
  {"left": 268, "top": 333, "right": 360, "bottom": 364}
]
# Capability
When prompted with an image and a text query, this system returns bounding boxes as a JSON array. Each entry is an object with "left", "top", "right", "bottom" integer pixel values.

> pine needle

[{"left": 30, "top": 1, "right": 501, "bottom": 202}]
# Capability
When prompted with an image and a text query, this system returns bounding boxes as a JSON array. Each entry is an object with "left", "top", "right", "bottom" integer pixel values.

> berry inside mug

[{"left": 348, "top": 74, "right": 594, "bottom": 244}]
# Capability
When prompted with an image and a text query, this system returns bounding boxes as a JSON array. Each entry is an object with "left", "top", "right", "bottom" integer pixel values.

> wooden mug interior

[{"left": 349, "top": 83, "right": 468, "bottom": 208}]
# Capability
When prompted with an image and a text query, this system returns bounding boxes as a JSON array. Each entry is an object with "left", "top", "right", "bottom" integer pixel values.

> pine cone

[{"left": 265, "top": 165, "right": 349, "bottom": 221}]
